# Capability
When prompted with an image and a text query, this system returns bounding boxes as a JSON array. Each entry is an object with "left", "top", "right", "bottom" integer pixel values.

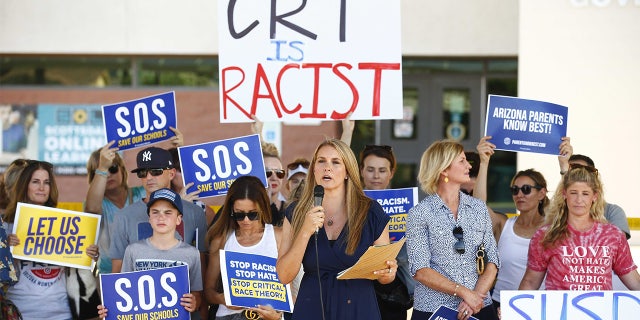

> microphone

[{"left": 313, "top": 185, "right": 324, "bottom": 234}]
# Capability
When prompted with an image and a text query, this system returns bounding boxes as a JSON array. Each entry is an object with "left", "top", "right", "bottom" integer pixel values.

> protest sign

[
  {"left": 364, "top": 187, "right": 418, "bottom": 242},
  {"left": 484, "top": 95, "right": 568, "bottom": 155},
  {"left": 220, "top": 250, "right": 293, "bottom": 312},
  {"left": 178, "top": 134, "right": 266, "bottom": 198},
  {"left": 428, "top": 305, "right": 478, "bottom": 320},
  {"left": 102, "top": 91, "right": 177, "bottom": 151},
  {"left": 501, "top": 290, "right": 640, "bottom": 320},
  {"left": 218, "top": 0, "right": 402, "bottom": 122},
  {"left": 11, "top": 203, "right": 100, "bottom": 270},
  {"left": 100, "top": 265, "right": 190, "bottom": 320}
]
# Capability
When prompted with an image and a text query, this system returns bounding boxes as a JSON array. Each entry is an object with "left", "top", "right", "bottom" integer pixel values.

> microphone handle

[{"left": 314, "top": 196, "right": 323, "bottom": 235}]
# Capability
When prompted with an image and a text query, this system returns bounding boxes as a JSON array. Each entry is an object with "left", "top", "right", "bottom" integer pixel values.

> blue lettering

[{"left": 572, "top": 291, "right": 603, "bottom": 320}]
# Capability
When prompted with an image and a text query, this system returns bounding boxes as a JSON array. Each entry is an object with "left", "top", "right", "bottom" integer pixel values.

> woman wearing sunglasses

[
  {"left": 263, "top": 143, "right": 287, "bottom": 226},
  {"left": 204, "top": 175, "right": 284, "bottom": 320},
  {"left": 406, "top": 140, "right": 499, "bottom": 320},
  {"left": 473, "top": 136, "right": 551, "bottom": 317},
  {"left": 519, "top": 165, "right": 640, "bottom": 291},
  {"left": 85, "top": 141, "right": 146, "bottom": 274}
]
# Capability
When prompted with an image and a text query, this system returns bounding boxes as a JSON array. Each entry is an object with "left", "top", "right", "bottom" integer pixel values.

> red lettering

[
  {"left": 221, "top": 66, "right": 249, "bottom": 120},
  {"left": 330, "top": 63, "right": 359, "bottom": 119},
  {"left": 358, "top": 62, "right": 401, "bottom": 116},
  {"left": 251, "top": 64, "right": 283, "bottom": 118},
  {"left": 277, "top": 63, "right": 302, "bottom": 114},
  {"left": 298, "top": 63, "right": 332, "bottom": 119}
]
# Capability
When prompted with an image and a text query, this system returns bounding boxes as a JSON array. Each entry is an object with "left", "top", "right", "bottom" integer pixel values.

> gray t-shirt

[
  {"left": 605, "top": 202, "right": 630, "bottom": 239},
  {"left": 122, "top": 238, "right": 203, "bottom": 291},
  {"left": 109, "top": 199, "right": 207, "bottom": 260}
]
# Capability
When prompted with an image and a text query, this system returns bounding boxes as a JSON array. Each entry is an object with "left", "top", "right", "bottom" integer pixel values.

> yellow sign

[{"left": 10, "top": 202, "right": 100, "bottom": 270}]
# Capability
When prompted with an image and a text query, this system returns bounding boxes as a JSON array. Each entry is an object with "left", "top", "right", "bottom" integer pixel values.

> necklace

[{"left": 327, "top": 216, "right": 334, "bottom": 227}]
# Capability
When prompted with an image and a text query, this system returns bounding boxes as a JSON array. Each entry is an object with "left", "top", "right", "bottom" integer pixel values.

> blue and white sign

[
  {"left": 364, "top": 187, "right": 418, "bottom": 242},
  {"left": 102, "top": 91, "right": 177, "bottom": 151},
  {"left": 100, "top": 265, "right": 190, "bottom": 320},
  {"left": 178, "top": 134, "right": 266, "bottom": 198},
  {"left": 220, "top": 250, "right": 294, "bottom": 313},
  {"left": 501, "top": 290, "right": 640, "bottom": 320},
  {"left": 428, "top": 305, "right": 478, "bottom": 320},
  {"left": 484, "top": 95, "right": 568, "bottom": 155}
]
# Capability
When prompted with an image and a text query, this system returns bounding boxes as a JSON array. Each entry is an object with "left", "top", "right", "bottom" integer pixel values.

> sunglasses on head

[
  {"left": 136, "top": 168, "right": 168, "bottom": 179},
  {"left": 26, "top": 159, "right": 53, "bottom": 169},
  {"left": 453, "top": 226, "right": 465, "bottom": 254},
  {"left": 569, "top": 163, "right": 598, "bottom": 175},
  {"left": 266, "top": 169, "right": 285, "bottom": 179},
  {"left": 287, "top": 161, "right": 310, "bottom": 170},
  {"left": 510, "top": 184, "right": 542, "bottom": 196},
  {"left": 364, "top": 144, "right": 393, "bottom": 153},
  {"left": 231, "top": 211, "right": 259, "bottom": 221}
]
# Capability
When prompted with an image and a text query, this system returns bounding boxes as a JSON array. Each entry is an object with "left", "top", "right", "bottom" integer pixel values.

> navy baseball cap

[
  {"left": 147, "top": 188, "right": 183, "bottom": 216},
  {"left": 132, "top": 147, "right": 174, "bottom": 173}
]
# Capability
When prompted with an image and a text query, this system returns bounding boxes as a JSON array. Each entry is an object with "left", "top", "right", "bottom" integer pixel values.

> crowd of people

[{"left": 0, "top": 116, "right": 637, "bottom": 320}]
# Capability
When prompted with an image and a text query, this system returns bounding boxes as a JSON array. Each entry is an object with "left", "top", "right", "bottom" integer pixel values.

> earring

[{"left": 444, "top": 176, "right": 449, "bottom": 183}]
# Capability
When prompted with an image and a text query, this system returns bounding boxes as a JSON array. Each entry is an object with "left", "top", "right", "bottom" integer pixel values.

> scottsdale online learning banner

[
  {"left": 218, "top": 0, "right": 402, "bottom": 122},
  {"left": 484, "top": 95, "right": 568, "bottom": 155},
  {"left": 100, "top": 265, "right": 190, "bottom": 320},
  {"left": 102, "top": 91, "right": 177, "bottom": 151},
  {"left": 501, "top": 290, "right": 640, "bottom": 319},
  {"left": 11, "top": 203, "right": 100, "bottom": 270},
  {"left": 364, "top": 187, "right": 418, "bottom": 242},
  {"left": 178, "top": 134, "right": 266, "bottom": 198},
  {"left": 220, "top": 250, "right": 293, "bottom": 312}
]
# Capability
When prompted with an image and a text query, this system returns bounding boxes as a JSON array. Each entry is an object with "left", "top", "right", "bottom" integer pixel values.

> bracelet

[
  {"left": 453, "top": 283, "right": 460, "bottom": 297},
  {"left": 95, "top": 169, "right": 108, "bottom": 177}
]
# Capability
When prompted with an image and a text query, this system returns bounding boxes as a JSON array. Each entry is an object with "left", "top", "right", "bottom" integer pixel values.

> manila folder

[{"left": 336, "top": 237, "right": 406, "bottom": 280}]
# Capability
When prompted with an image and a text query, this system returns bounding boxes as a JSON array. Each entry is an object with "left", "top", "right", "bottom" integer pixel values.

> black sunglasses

[
  {"left": 453, "top": 226, "right": 465, "bottom": 254},
  {"left": 569, "top": 163, "right": 598, "bottom": 175},
  {"left": 136, "top": 168, "right": 168, "bottom": 178},
  {"left": 266, "top": 169, "right": 285, "bottom": 179},
  {"left": 287, "top": 161, "right": 310, "bottom": 170},
  {"left": 231, "top": 211, "right": 259, "bottom": 221},
  {"left": 510, "top": 184, "right": 542, "bottom": 196},
  {"left": 108, "top": 165, "right": 119, "bottom": 174},
  {"left": 364, "top": 144, "right": 393, "bottom": 153},
  {"left": 26, "top": 159, "right": 53, "bottom": 169}
]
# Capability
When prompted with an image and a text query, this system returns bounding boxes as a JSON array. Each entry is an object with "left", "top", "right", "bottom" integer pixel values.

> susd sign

[
  {"left": 102, "top": 91, "right": 177, "bottom": 151},
  {"left": 100, "top": 265, "right": 190, "bottom": 320},
  {"left": 178, "top": 134, "right": 267, "bottom": 198}
]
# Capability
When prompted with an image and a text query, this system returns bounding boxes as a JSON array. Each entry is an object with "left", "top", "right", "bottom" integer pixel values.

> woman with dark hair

[
  {"left": 359, "top": 144, "right": 413, "bottom": 320},
  {"left": 204, "top": 175, "right": 283, "bottom": 320},
  {"left": 520, "top": 165, "right": 640, "bottom": 290},
  {"left": 407, "top": 139, "right": 498, "bottom": 320},
  {"left": 4, "top": 160, "right": 98, "bottom": 320},
  {"left": 276, "top": 139, "right": 396, "bottom": 320}
]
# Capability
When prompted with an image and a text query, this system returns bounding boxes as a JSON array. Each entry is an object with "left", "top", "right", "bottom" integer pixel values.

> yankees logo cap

[{"left": 131, "top": 146, "right": 174, "bottom": 173}]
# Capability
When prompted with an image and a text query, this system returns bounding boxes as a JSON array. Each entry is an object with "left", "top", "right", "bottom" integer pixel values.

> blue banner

[
  {"left": 220, "top": 250, "right": 293, "bottom": 313},
  {"left": 178, "top": 134, "right": 266, "bottom": 198},
  {"left": 364, "top": 187, "right": 418, "bottom": 242},
  {"left": 484, "top": 95, "right": 568, "bottom": 155},
  {"left": 99, "top": 265, "right": 190, "bottom": 320},
  {"left": 428, "top": 305, "right": 478, "bottom": 320},
  {"left": 102, "top": 91, "right": 177, "bottom": 151}
]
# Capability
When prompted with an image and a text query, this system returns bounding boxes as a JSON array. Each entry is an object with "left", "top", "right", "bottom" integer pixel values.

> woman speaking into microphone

[{"left": 276, "top": 139, "right": 396, "bottom": 320}]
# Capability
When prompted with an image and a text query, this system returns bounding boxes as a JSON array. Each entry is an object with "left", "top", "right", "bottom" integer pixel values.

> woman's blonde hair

[
  {"left": 542, "top": 167, "right": 605, "bottom": 247},
  {"left": 417, "top": 140, "right": 464, "bottom": 194},
  {"left": 290, "top": 139, "right": 370, "bottom": 255},
  {"left": 86, "top": 148, "right": 128, "bottom": 191}
]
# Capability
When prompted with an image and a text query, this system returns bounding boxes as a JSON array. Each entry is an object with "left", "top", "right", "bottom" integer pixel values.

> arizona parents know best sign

[{"left": 218, "top": 0, "right": 402, "bottom": 122}]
